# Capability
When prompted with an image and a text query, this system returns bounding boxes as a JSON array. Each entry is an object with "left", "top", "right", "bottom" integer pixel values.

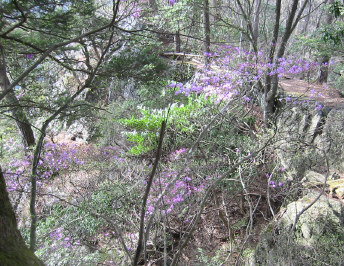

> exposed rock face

[
  {"left": 273, "top": 103, "right": 344, "bottom": 181},
  {"left": 322, "top": 109, "right": 344, "bottom": 172},
  {"left": 274, "top": 105, "right": 327, "bottom": 181},
  {"left": 254, "top": 192, "right": 344, "bottom": 265},
  {"left": 252, "top": 101, "right": 344, "bottom": 265}
]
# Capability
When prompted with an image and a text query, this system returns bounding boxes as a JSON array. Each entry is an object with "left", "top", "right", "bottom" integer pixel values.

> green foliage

[
  {"left": 197, "top": 247, "right": 228, "bottom": 265},
  {"left": 108, "top": 46, "right": 169, "bottom": 83},
  {"left": 2, "top": 0, "right": 96, "bottom": 51},
  {"left": 313, "top": 223, "right": 344, "bottom": 265},
  {"left": 144, "top": 0, "right": 199, "bottom": 35},
  {"left": 36, "top": 180, "right": 140, "bottom": 265},
  {"left": 329, "top": 0, "right": 344, "bottom": 18},
  {"left": 332, "top": 61, "right": 344, "bottom": 91},
  {"left": 119, "top": 95, "right": 213, "bottom": 155},
  {"left": 135, "top": 63, "right": 196, "bottom": 110},
  {"left": 321, "top": 21, "right": 344, "bottom": 46},
  {"left": 119, "top": 108, "right": 164, "bottom": 155},
  {"left": 0, "top": 119, "right": 19, "bottom": 160},
  {"left": 295, "top": 1, "right": 343, "bottom": 57},
  {"left": 169, "top": 62, "right": 196, "bottom": 83}
]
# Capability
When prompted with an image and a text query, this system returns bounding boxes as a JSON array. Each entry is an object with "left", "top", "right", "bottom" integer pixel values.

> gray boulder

[{"left": 254, "top": 192, "right": 344, "bottom": 265}]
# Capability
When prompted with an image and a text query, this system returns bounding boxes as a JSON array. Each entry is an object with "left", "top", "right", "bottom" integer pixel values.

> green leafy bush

[
  {"left": 36, "top": 181, "right": 140, "bottom": 265},
  {"left": 108, "top": 46, "right": 168, "bottom": 83},
  {"left": 119, "top": 95, "right": 213, "bottom": 155}
]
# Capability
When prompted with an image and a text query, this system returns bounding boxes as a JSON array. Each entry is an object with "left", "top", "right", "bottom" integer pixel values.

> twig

[{"left": 132, "top": 120, "right": 167, "bottom": 266}]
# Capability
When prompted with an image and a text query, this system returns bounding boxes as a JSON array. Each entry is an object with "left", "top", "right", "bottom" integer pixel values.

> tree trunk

[
  {"left": 0, "top": 166, "right": 44, "bottom": 266},
  {"left": 210, "top": 0, "right": 218, "bottom": 23},
  {"left": 203, "top": 0, "right": 211, "bottom": 65},
  {"left": 301, "top": 0, "right": 312, "bottom": 34},
  {"left": 318, "top": 0, "right": 334, "bottom": 84},
  {"left": 264, "top": 0, "right": 309, "bottom": 124},
  {"left": 0, "top": 45, "right": 35, "bottom": 147},
  {"left": 175, "top": 31, "right": 181, "bottom": 53},
  {"left": 263, "top": 0, "right": 281, "bottom": 125},
  {"left": 6, "top": 91, "right": 36, "bottom": 147},
  {"left": 318, "top": 55, "right": 330, "bottom": 84},
  {"left": 253, "top": 0, "right": 262, "bottom": 48},
  {"left": 0, "top": 45, "right": 38, "bottom": 252}
]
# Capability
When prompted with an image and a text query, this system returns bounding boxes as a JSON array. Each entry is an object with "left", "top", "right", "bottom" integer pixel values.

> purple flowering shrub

[
  {"left": 4, "top": 44, "right": 329, "bottom": 265},
  {"left": 146, "top": 168, "right": 206, "bottom": 216},
  {"left": 119, "top": 45, "right": 326, "bottom": 160},
  {"left": 173, "top": 46, "right": 319, "bottom": 104},
  {"left": 11, "top": 143, "right": 138, "bottom": 264},
  {"left": 36, "top": 178, "right": 141, "bottom": 265},
  {"left": 4, "top": 142, "right": 83, "bottom": 193},
  {"left": 4, "top": 141, "right": 124, "bottom": 193}
]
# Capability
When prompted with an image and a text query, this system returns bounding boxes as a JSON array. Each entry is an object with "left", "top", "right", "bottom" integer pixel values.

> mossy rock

[
  {"left": 327, "top": 179, "right": 344, "bottom": 199},
  {"left": 322, "top": 109, "right": 344, "bottom": 171},
  {"left": 253, "top": 192, "right": 344, "bottom": 265}
]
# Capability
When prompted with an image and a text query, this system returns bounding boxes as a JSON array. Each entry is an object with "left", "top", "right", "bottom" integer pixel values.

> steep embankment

[{"left": 251, "top": 79, "right": 344, "bottom": 265}]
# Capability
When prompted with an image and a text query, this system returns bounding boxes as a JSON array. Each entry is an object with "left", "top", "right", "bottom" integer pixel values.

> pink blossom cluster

[
  {"left": 146, "top": 169, "right": 205, "bottom": 216},
  {"left": 169, "top": 147, "right": 187, "bottom": 161},
  {"left": 171, "top": 45, "right": 320, "bottom": 102},
  {"left": 266, "top": 167, "right": 285, "bottom": 188},
  {"left": 4, "top": 142, "right": 123, "bottom": 192},
  {"left": 47, "top": 227, "right": 80, "bottom": 252}
]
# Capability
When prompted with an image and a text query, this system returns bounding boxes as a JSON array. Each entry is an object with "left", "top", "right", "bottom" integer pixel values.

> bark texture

[
  {"left": 0, "top": 45, "right": 35, "bottom": 147},
  {"left": 0, "top": 166, "right": 44, "bottom": 266},
  {"left": 264, "top": 0, "right": 310, "bottom": 124},
  {"left": 318, "top": 0, "right": 334, "bottom": 84},
  {"left": 203, "top": 0, "right": 211, "bottom": 65}
]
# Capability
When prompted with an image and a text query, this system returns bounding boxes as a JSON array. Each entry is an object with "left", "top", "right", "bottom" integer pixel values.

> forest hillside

[{"left": 1, "top": 0, "right": 344, "bottom": 265}]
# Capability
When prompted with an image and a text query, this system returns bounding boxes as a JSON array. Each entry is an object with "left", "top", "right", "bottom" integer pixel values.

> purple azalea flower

[
  {"left": 242, "top": 96, "right": 250, "bottom": 102},
  {"left": 269, "top": 180, "right": 276, "bottom": 188},
  {"left": 315, "top": 104, "right": 323, "bottom": 111}
]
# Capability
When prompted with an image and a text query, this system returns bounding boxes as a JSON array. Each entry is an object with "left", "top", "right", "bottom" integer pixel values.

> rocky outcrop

[
  {"left": 252, "top": 92, "right": 344, "bottom": 265},
  {"left": 254, "top": 191, "right": 344, "bottom": 265}
]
